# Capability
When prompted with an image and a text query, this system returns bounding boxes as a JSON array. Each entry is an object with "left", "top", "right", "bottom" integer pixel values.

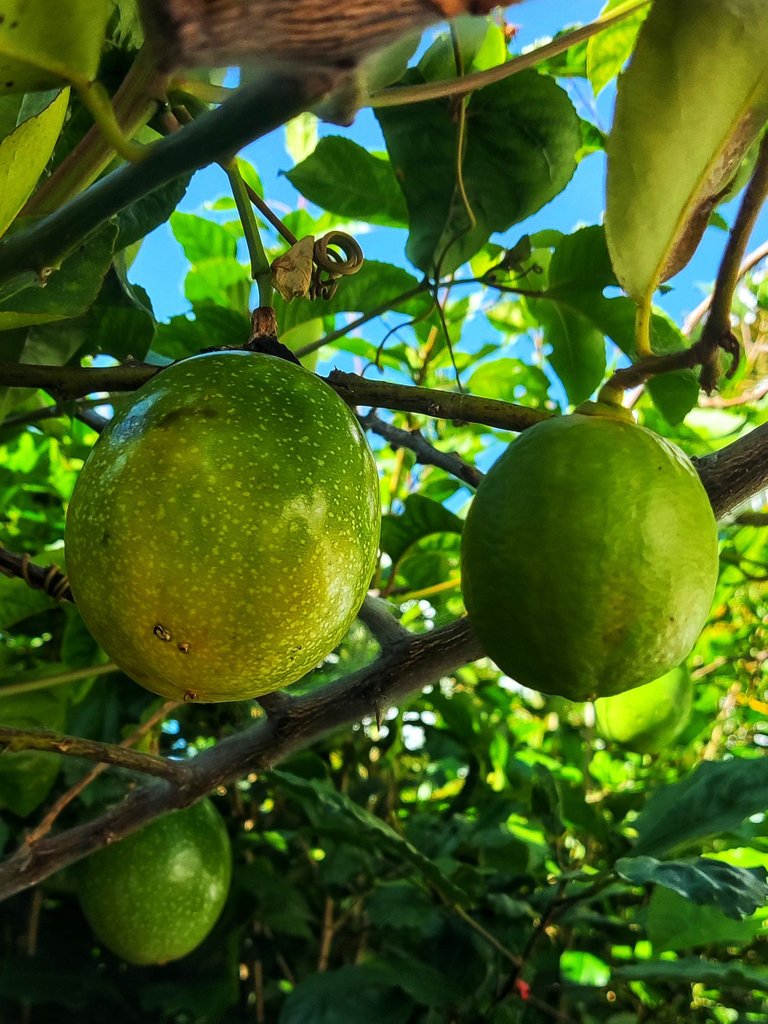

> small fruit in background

[
  {"left": 594, "top": 664, "right": 694, "bottom": 754},
  {"left": 77, "top": 801, "right": 231, "bottom": 965},
  {"left": 460, "top": 403, "right": 718, "bottom": 703},
  {"left": 65, "top": 351, "right": 381, "bottom": 702}
]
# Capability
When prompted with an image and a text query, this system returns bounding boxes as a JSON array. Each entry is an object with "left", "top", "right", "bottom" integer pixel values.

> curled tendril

[{"left": 310, "top": 231, "right": 364, "bottom": 301}]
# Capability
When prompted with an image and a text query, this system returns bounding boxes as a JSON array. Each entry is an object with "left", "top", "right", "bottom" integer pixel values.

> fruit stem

[{"left": 224, "top": 158, "right": 274, "bottom": 307}]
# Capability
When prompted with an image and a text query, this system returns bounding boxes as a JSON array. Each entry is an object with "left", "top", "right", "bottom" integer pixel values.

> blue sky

[{"left": 130, "top": 0, "right": 768, "bottom": 338}]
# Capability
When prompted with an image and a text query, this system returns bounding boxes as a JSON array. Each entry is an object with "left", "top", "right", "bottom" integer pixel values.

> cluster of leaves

[{"left": 0, "top": 2, "right": 767, "bottom": 1023}]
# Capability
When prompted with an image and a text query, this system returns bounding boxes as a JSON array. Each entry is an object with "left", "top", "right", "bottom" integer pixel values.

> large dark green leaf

[
  {"left": 376, "top": 70, "right": 580, "bottom": 274},
  {"left": 614, "top": 958, "right": 768, "bottom": 991},
  {"left": 632, "top": 757, "right": 768, "bottom": 857},
  {"left": 272, "top": 770, "right": 468, "bottom": 904},
  {"left": 0, "top": 688, "right": 67, "bottom": 816},
  {"left": 153, "top": 304, "right": 250, "bottom": 360},
  {"left": 23, "top": 262, "right": 155, "bottom": 363},
  {"left": 0, "top": 222, "right": 117, "bottom": 330},
  {"left": 171, "top": 211, "right": 238, "bottom": 264},
  {"left": 115, "top": 175, "right": 190, "bottom": 250},
  {"left": 524, "top": 225, "right": 697, "bottom": 420},
  {"left": 279, "top": 965, "right": 412, "bottom": 1024},
  {"left": 616, "top": 855, "right": 768, "bottom": 918},
  {"left": 527, "top": 298, "right": 605, "bottom": 405},
  {"left": 286, "top": 138, "right": 407, "bottom": 227},
  {"left": 646, "top": 886, "right": 764, "bottom": 951},
  {"left": 380, "top": 494, "right": 464, "bottom": 569}
]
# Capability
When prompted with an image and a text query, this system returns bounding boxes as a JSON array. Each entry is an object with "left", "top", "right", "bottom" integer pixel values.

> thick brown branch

[
  {"left": 0, "top": 726, "right": 186, "bottom": 782},
  {"left": 697, "top": 133, "right": 768, "bottom": 392},
  {"left": 357, "top": 595, "right": 411, "bottom": 648},
  {"left": 694, "top": 420, "right": 768, "bottom": 522},
  {"left": 0, "top": 616, "right": 481, "bottom": 901}
]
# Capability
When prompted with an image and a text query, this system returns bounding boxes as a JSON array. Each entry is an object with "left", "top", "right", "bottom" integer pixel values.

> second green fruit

[{"left": 460, "top": 407, "right": 718, "bottom": 702}]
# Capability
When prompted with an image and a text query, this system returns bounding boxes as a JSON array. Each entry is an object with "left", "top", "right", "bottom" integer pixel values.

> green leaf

[
  {"left": 606, "top": 0, "right": 768, "bottom": 339},
  {"left": 24, "top": 262, "right": 156, "bottom": 364},
  {"left": 0, "top": 88, "right": 69, "bottom": 238},
  {"left": 528, "top": 299, "right": 605, "bottom": 405},
  {"left": 0, "top": 574, "right": 54, "bottom": 628},
  {"left": 646, "top": 887, "right": 764, "bottom": 952},
  {"left": 532, "top": 226, "right": 698, "bottom": 421},
  {"left": 587, "top": 0, "right": 648, "bottom": 96},
  {"left": 115, "top": 175, "right": 190, "bottom": 250},
  {"left": 0, "top": 0, "right": 112, "bottom": 94},
  {"left": 376, "top": 70, "right": 580, "bottom": 274},
  {"left": 286, "top": 137, "right": 407, "bottom": 227},
  {"left": 380, "top": 494, "right": 464, "bottom": 570},
  {"left": 0, "top": 688, "right": 67, "bottom": 816},
  {"left": 617, "top": 855, "right": 768, "bottom": 919},
  {"left": 366, "top": 882, "right": 440, "bottom": 933},
  {"left": 284, "top": 111, "right": 318, "bottom": 165},
  {"left": 359, "top": 31, "right": 420, "bottom": 93},
  {"left": 0, "top": 221, "right": 117, "bottom": 329},
  {"left": 369, "top": 949, "right": 467, "bottom": 1005},
  {"left": 632, "top": 757, "right": 768, "bottom": 857},
  {"left": 184, "top": 257, "right": 250, "bottom": 310},
  {"left": 236, "top": 857, "right": 313, "bottom": 938},
  {"left": 417, "top": 15, "right": 507, "bottom": 80},
  {"left": 171, "top": 211, "right": 238, "bottom": 263},
  {"left": 466, "top": 357, "right": 550, "bottom": 406},
  {"left": 272, "top": 770, "right": 468, "bottom": 904},
  {"left": 560, "top": 950, "right": 611, "bottom": 987},
  {"left": 279, "top": 965, "right": 412, "bottom": 1024},
  {"left": 153, "top": 304, "right": 250, "bottom": 360},
  {"left": 614, "top": 958, "right": 768, "bottom": 992}
]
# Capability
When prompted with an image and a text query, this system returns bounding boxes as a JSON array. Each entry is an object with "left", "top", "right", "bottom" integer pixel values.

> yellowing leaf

[
  {"left": 605, "top": 0, "right": 768, "bottom": 353},
  {"left": 0, "top": 0, "right": 111, "bottom": 93},
  {"left": 0, "top": 88, "right": 68, "bottom": 239}
]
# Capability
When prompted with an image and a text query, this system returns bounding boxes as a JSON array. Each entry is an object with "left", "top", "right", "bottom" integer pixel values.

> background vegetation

[{"left": 0, "top": 1, "right": 767, "bottom": 1021}]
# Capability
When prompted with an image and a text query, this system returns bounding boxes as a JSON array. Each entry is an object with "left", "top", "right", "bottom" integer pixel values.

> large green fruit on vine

[
  {"left": 460, "top": 405, "right": 718, "bottom": 702},
  {"left": 65, "top": 351, "right": 381, "bottom": 702},
  {"left": 77, "top": 801, "right": 231, "bottom": 965},
  {"left": 594, "top": 664, "right": 693, "bottom": 754}
]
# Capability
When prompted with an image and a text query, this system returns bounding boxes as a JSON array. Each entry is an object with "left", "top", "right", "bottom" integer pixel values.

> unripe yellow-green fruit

[
  {"left": 65, "top": 351, "right": 381, "bottom": 702},
  {"left": 594, "top": 665, "right": 693, "bottom": 754},
  {"left": 460, "top": 407, "right": 718, "bottom": 702},
  {"left": 78, "top": 801, "right": 231, "bottom": 965}
]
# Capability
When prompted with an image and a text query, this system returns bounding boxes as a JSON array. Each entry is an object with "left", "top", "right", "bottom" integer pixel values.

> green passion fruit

[
  {"left": 460, "top": 408, "right": 718, "bottom": 702},
  {"left": 65, "top": 352, "right": 381, "bottom": 702},
  {"left": 78, "top": 801, "right": 231, "bottom": 965},
  {"left": 594, "top": 664, "right": 693, "bottom": 753}
]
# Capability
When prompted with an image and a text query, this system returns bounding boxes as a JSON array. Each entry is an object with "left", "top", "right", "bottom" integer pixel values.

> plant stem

[
  {"left": 25, "top": 47, "right": 162, "bottom": 215},
  {"left": 0, "top": 725, "right": 186, "bottom": 781},
  {"left": 683, "top": 239, "right": 768, "bottom": 337},
  {"left": 224, "top": 159, "right": 273, "bottom": 305},
  {"left": 0, "top": 663, "right": 117, "bottom": 698},
  {"left": 368, "top": 0, "right": 650, "bottom": 108},
  {"left": 71, "top": 79, "right": 146, "bottom": 164},
  {"left": 0, "top": 70, "right": 336, "bottom": 285}
]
